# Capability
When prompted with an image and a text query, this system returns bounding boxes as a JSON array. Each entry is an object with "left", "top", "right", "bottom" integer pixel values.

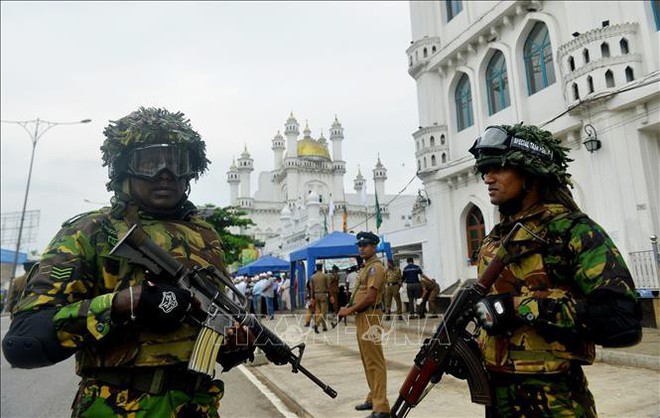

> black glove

[
  {"left": 137, "top": 281, "right": 192, "bottom": 333},
  {"left": 474, "top": 293, "right": 514, "bottom": 336}
]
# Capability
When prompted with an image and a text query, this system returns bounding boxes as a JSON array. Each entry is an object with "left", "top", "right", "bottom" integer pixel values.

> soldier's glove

[
  {"left": 137, "top": 281, "right": 193, "bottom": 333},
  {"left": 474, "top": 293, "right": 514, "bottom": 336},
  {"left": 218, "top": 323, "right": 256, "bottom": 372}
]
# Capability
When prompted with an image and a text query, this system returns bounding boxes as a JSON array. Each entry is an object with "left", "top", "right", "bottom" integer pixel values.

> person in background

[
  {"left": 384, "top": 259, "right": 403, "bottom": 321},
  {"left": 328, "top": 265, "right": 340, "bottom": 316},
  {"left": 402, "top": 257, "right": 431, "bottom": 319},
  {"left": 279, "top": 274, "right": 291, "bottom": 312},
  {"left": 418, "top": 276, "right": 440, "bottom": 319},
  {"left": 310, "top": 263, "right": 332, "bottom": 333},
  {"left": 261, "top": 272, "right": 276, "bottom": 320},
  {"left": 5, "top": 260, "right": 38, "bottom": 317}
]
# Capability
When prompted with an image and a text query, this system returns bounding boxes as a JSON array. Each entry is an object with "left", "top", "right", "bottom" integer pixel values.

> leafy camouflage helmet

[
  {"left": 100, "top": 107, "right": 210, "bottom": 191},
  {"left": 469, "top": 123, "right": 572, "bottom": 187}
]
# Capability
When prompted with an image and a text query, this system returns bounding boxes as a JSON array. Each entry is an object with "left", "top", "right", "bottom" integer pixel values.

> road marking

[{"left": 237, "top": 365, "right": 297, "bottom": 418}]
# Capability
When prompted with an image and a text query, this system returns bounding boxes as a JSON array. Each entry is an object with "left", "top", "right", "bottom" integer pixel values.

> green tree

[{"left": 200, "top": 204, "right": 255, "bottom": 265}]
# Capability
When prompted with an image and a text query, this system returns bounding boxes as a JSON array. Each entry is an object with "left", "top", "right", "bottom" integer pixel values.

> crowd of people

[{"left": 229, "top": 271, "right": 292, "bottom": 320}]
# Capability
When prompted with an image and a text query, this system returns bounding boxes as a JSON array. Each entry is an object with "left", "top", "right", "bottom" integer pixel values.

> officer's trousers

[
  {"left": 355, "top": 309, "right": 390, "bottom": 414},
  {"left": 314, "top": 294, "right": 329, "bottom": 329},
  {"left": 384, "top": 284, "right": 402, "bottom": 314}
]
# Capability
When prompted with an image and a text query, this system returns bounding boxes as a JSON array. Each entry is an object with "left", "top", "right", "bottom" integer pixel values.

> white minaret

[
  {"left": 373, "top": 154, "right": 387, "bottom": 199},
  {"left": 284, "top": 112, "right": 299, "bottom": 159},
  {"left": 272, "top": 130, "right": 285, "bottom": 170},
  {"left": 354, "top": 166, "right": 365, "bottom": 193},
  {"left": 237, "top": 145, "right": 254, "bottom": 198},
  {"left": 330, "top": 115, "right": 344, "bottom": 161},
  {"left": 280, "top": 204, "right": 292, "bottom": 235},
  {"left": 226, "top": 158, "right": 240, "bottom": 205}
]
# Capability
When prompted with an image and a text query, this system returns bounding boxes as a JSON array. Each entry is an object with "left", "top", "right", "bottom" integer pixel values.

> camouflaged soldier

[
  {"left": 2, "top": 107, "right": 257, "bottom": 417},
  {"left": 469, "top": 124, "right": 641, "bottom": 417}
]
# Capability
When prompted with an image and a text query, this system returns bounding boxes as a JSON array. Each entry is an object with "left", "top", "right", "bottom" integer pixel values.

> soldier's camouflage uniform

[
  {"left": 16, "top": 206, "right": 228, "bottom": 417},
  {"left": 476, "top": 203, "right": 638, "bottom": 418}
]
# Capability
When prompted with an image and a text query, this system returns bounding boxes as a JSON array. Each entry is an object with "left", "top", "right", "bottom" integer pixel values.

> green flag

[{"left": 375, "top": 190, "right": 382, "bottom": 230}]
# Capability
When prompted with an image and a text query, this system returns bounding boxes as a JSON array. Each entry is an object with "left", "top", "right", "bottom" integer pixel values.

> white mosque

[{"left": 226, "top": 113, "right": 420, "bottom": 259}]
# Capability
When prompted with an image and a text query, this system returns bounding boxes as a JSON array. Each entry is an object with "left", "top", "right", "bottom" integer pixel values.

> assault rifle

[
  {"left": 110, "top": 224, "right": 337, "bottom": 399},
  {"left": 391, "top": 223, "right": 538, "bottom": 417}
]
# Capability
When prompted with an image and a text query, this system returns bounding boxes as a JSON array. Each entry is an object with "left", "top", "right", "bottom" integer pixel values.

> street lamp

[{"left": 1, "top": 117, "right": 91, "bottom": 290}]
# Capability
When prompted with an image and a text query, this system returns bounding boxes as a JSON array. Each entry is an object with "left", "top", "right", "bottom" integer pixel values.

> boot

[
  {"left": 385, "top": 313, "right": 391, "bottom": 321},
  {"left": 397, "top": 315, "right": 404, "bottom": 320},
  {"left": 314, "top": 325, "right": 320, "bottom": 334}
]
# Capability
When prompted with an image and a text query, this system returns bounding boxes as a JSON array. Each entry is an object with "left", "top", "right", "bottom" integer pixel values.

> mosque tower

[
  {"left": 373, "top": 155, "right": 388, "bottom": 198},
  {"left": 237, "top": 145, "right": 254, "bottom": 203},
  {"left": 284, "top": 112, "right": 299, "bottom": 159},
  {"left": 272, "top": 130, "right": 285, "bottom": 170},
  {"left": 354, "top": 166, "right": 365, "bottom": 193},
  {"left": 226, "top": 158, "right": 240, "bottom": 205},
  {"left": 330, "top": 115, "right": 344, "bottom": 162}
]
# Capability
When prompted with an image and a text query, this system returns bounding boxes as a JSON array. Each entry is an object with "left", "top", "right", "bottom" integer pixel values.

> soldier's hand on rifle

[
  {"left": 474, "top": 293, "right": 515, "bottom": 336},
  {"left": 138, "top": 281, "right": 193, "bottom": 333},
  {"left": 222, "top": 322, "right": 255, "bottom": 351}
]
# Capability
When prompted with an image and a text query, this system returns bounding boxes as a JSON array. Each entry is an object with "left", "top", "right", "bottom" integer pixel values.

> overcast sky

[{"left": 1, "top": 1, "right": 421, "bottom": 254}]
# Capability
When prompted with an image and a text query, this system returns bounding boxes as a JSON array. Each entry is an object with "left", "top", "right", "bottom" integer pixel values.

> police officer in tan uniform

[
  {"left": 328, "top": 265, "right": 340, "bottom": 315},
  {"left": 419, "top": 276, "right": 440, "bottom": 319},
  {"left": 310, "top": 263, "right": 332, "bottom": 333},
  {"left": 384, "top": 259, "right": 403, "bottom": 321},
  {"left": 338, "top": 231, "right": 390, "bottom": 418}
]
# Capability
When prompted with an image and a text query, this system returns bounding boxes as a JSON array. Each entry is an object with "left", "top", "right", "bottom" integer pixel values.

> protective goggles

[
  {"left": 469, "top": 126, "right": 553, "bottom": 161},
  {"left": 126, "top": 144, "right": 192, "bottom": 179}
]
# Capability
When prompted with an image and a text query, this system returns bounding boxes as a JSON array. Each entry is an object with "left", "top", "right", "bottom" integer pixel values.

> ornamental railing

[{"left": 628, "top": 250, "right": 660, "bottom": 291}]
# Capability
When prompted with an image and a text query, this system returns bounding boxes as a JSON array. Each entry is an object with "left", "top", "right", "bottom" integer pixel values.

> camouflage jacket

[
  {"left": 476, "top": 203, "right": 638, "bottom": 374},
  {"left": 16, "top": 206, "right": 227, "bottom": 374}
]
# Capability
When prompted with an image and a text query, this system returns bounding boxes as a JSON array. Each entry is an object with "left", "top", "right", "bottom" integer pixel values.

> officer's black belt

[{"left": 82, "top": 366, "right": 212, "bottom": 395}]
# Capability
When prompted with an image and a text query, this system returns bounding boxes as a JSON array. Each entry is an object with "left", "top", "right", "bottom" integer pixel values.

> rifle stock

[{"left": 110, "top": 224, "right": 338, "bottom": 398}]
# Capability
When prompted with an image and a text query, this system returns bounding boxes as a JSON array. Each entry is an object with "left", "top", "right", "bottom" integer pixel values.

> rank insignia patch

[{"left": 51, "top": 265, "right": 74, "bottom": 281}]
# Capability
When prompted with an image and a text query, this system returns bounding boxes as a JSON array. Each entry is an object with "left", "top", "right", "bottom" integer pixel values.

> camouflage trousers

[
  {"left": 71, "top": 377, "right": 224, "bottom": 417},
  {"left": 486, "top": 365, "right": 597, "bottom": 418}
]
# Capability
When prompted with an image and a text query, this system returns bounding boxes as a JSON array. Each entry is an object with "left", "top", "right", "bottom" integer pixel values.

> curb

[
  {"left": 596, "top": 347, "right": 660, "bottom": 371},
  {"left": 248, "top": 365, "right": 314, "bottom": 418}
]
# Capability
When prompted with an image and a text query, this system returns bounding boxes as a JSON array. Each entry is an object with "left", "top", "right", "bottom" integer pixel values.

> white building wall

[{"left": 408, "top": 0, "right": 660, "bottom": 290}]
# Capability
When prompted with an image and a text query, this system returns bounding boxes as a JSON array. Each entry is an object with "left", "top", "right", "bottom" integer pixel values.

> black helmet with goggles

[
  {"left": 469, "top": 124, "right": 572, "bottom": 187},
  {"left": 101, "top": 107, "right": 209, "bottom": 191}
]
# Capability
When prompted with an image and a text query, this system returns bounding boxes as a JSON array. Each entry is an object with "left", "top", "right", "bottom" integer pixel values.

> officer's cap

[{"left": 356, "top": 231, "right": 379, "bottom": 246}]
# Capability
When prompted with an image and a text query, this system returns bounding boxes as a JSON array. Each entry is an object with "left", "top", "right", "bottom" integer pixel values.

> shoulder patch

[{"left": 368, "top": 266, "right": 376, "bottom": 276}]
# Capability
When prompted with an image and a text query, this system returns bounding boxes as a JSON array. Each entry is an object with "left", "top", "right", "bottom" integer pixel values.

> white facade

[
  {"left": 408, "top": 0, "right": 660, "bottom": 290},
  {"left": 227, "top": 114, "right": 419, "bottom": 259}
]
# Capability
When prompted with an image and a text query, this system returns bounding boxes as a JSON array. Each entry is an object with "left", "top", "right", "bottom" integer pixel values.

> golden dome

[{"left": 297, "top": 138, "right": 331, "bottom": 160}]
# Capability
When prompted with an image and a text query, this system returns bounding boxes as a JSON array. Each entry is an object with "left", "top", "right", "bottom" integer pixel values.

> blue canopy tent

[
  {"left": 236, "top": 255, "right": 290, "bottom": 276},
  {"left": 288, "top": 231, "right": 393, "bottom": 308}
]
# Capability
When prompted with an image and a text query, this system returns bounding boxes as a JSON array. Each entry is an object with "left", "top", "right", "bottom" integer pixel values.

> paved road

[{"left": 0, "top": 315, "right": 291, "bottom": 418}]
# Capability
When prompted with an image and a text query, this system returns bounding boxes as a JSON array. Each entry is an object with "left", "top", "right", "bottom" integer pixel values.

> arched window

[
  {"left": 620, "top": 38, "right": 629, "bottom": 54},
  {"left": 417, "top": 159, "right": 421, "bottom": 171},
  {"left": 441, "top": 153, "right": 447, "bottom": 163},
  {"left": 605, "top": 69, "right": 615, "bottom": 87},
  {"left": 423, "top": 157, "right": 427, "bottom": 168},
  {"left": 524, "top": 22, "right": 556, "bottom": 95},
  {"left": 416, "top": 140, "right": 419, "bottom": 151},
  {"left": 430, "top": 136, "right": 436, "bottom": 146},
  {"left": 587, "top": 75, "right": 594, "bottom": 94},
  {"left": 423, "top": 47, "right": 428, "bottom": 58},
  {"left": 601, "top": 42, "right": 610, "bottom": 58},
  {"left": 583, "top": 48, "right": 590, "bottom": 64},
  {"left": 409, "top": 55, "right": 413, "bottom": 67},
  {"left": 431, "top": 155, "right": 437, "bottom": 166},
  {"left": 625, "top": 66, "right": 634, "bottom": 82},
  {"left": 446, "top": 0, "right": 463, "bottom": 21},
  {"left": 432, "top": 46, "right": 437, "bottom": 54},
  {"left": 568, "top": 56, "right": 575, "bottom": 72},
  {"left": 440, "top": 134, "right": 446, "bottom": 145},
  {"left": 572, "top": 83, "right": 580, "bottom": 101},
  {"left": 455, "top": 73, "right": 474, "bottom": 131},
  {"left": 486, "top": 51, "right": 511, "bottom": 115},
  {"left": 466, "top": 206, "right": 485, "bottom": 265}
]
